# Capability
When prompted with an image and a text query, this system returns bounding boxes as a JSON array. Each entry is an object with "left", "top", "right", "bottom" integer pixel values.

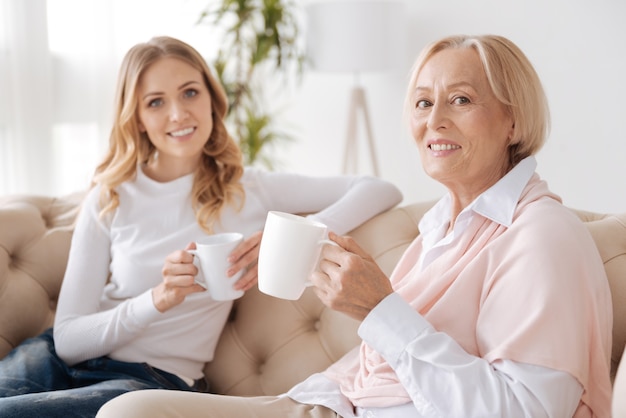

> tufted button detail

[
  {"left": 41, "top": 213, "right": 52, "bottom": 229},
  {"left": 8, "top": 252, "right": 16, "bottom": 268},
  {"left": 257, "top": 361, "right": 265, "bottom": 375}
]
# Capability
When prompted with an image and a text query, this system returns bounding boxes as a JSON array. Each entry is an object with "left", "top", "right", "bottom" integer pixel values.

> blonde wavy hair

[
  {"left": 404, "top": 34, "right": 550, "bottom": 168},
  {"left": 91, "top": 36, "right": 245, "bottom": 233}
]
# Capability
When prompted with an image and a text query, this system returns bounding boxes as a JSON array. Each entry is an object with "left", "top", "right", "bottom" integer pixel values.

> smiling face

[
  {"left": 409, "top": 47, "right": 515, "bottom": 206},
  {"left": 137, "top": 57, "right": 213, "bottom": 180}
]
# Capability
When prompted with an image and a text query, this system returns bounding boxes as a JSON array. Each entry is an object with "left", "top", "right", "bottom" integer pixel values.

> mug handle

[
  {"left": 308, "top": 239, "right": 340, "bottom": 286},
  {"left": 187, "top": 249, "right": 208, "bottom": 289}
]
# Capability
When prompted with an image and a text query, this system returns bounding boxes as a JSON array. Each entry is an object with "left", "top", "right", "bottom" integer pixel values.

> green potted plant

[{"left": 198, "top": 0, "right": 305, "bottom": 168}]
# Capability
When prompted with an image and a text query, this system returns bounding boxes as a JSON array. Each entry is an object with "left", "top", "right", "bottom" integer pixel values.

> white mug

[
  {"left": 189, "top": 232, "right": 245, "bottom": 301},
  {"left": 258, "top": 211, "right": 335, "bottom": 300}
]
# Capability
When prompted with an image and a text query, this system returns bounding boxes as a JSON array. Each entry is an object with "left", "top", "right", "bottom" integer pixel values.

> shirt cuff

[
  {"left": 358, "top": 292, "right": 433, "bottom": 366},
  {"left": 130, "top": 289, "right": 163, "bottom": 325}
]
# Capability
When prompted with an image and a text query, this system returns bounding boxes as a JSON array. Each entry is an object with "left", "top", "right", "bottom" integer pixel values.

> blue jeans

[{"left": 0, "top": 329, "right": 205, "bottom": 418}]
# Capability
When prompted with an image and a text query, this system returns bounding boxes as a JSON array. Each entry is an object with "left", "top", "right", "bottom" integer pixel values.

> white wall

[
  {"left": 277, "top": 0, "right": 626, "bottom": 214},
  {"left": 3, "top": 0, "right": 625, "bottom": 214}
]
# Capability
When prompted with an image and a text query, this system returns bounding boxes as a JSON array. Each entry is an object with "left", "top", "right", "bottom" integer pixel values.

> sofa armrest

[
  {"left": 577, "top": 211, "right": 626, "bottom": 379},
  {"left": 0, "top": 193, "right": 82, "bottom": 358}
]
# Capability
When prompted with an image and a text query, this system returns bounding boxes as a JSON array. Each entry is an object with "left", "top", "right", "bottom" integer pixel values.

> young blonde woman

[{"left": 0, "top": 36, "right": 402, "bottom": 418}]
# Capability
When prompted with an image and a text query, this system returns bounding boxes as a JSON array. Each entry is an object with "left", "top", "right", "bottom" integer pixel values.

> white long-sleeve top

[
  {"left": 288, "top": 157, "right": 611, "bottom": 417},
  {"left": 53, "top": 166, "right": 403, "bottom": 381}
]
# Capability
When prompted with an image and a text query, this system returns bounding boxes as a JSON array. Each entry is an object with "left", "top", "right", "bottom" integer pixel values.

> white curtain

[
  {"left": 0, "top": 0, "right": 215, "bottom": 197},
  {"left": 1, "top": 0, "right": 54, "bottom": 194},
  {"left": 0, "top": 0, "right": 117, "bottom": 196}
]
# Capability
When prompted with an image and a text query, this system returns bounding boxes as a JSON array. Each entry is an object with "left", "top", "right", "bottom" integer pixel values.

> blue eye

[
  {"left": 416, "top": 100, "right": 432, "bottom": 109},
  {"left": 453, "top": 96, "right": 470, "bottom": 105},
  {"left": 148, "top": 98, "right": 163, "bottom": 108},
  {"left": 184, "top": 89, "right": 198, "bottom": 98}
]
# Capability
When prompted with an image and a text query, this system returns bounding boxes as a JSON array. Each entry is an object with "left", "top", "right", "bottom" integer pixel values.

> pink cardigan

[{"left": 328, "top": 175, "right": 613, "bottom": 417}]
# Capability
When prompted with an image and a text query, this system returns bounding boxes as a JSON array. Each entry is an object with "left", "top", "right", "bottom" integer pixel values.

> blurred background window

[{"left": 0, "top": 0, "right": 213, "bottom": 196}]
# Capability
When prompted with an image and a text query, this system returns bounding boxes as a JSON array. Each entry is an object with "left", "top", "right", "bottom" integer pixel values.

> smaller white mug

[
  {"left": 189, "top": 232, "right": 245, "bottom": 301},
  {"left": 258, "top": 211, "right": 335, "bottom": 300}
]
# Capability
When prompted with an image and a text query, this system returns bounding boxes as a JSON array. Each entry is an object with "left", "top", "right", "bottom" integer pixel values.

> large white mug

[
  {"left": 189, "top": 232, "right": 245, "bottom": 301},
  {"left": 258, "top": 211, "right": 335, "bottom": 300}
]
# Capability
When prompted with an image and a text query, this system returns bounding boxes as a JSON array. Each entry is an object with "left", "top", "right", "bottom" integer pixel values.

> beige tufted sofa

[{"left": 1, "top": 193, "right": 625, "bottom": 414}]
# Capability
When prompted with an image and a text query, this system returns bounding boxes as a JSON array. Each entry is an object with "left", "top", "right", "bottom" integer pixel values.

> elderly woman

[{"left": 97, "top": 34, "right": 612, "bottom": 418}]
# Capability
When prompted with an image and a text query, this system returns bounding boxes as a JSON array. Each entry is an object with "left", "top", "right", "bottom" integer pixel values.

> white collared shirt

[{"left": 418, "top": 156, "right": 536, "bottom": 271}]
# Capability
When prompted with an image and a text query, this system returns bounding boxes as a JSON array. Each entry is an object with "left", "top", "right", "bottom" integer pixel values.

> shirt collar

[{"left": 419, "top": 156, "right": 537, "bottom": 233}]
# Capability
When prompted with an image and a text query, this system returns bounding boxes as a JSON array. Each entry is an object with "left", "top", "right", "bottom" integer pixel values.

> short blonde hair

[
  {"left": 404, "top": 34, "right": 550, "bottom": 166},
  {"left": 92, "top": 36, "right": 244, "bottom": 233}
]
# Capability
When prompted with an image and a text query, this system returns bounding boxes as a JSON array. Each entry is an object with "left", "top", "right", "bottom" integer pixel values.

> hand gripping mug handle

[
  {"left": 187, "top": 249, "right": 207, "bottom": 289},
  {"left": 309, "top": 239, "right": 339, "bottom": 286}
]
